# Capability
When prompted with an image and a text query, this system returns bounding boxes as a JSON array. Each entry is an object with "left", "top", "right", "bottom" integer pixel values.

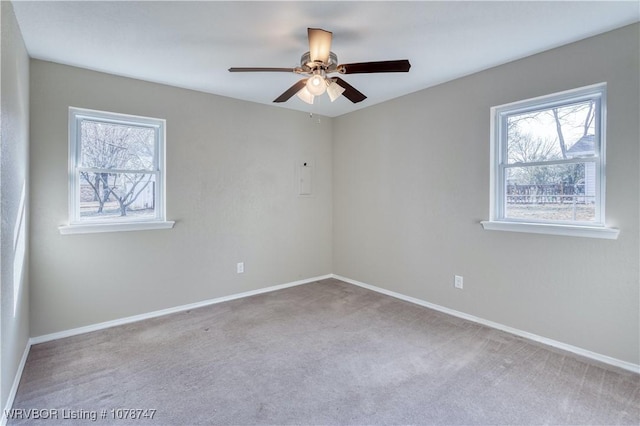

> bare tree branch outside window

[
  {"left": 79, "top": 120, "right": 156, "bottom": 218},
  {"left": 504, "top": 98, "right": 597, "bottom": 222}
]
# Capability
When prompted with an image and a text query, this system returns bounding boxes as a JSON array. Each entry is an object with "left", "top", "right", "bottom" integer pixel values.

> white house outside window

[
  {"left": 60, "top": 108, "right": 174, "bottom": 234},
  {"left": 482, "top": 83, "right": 619, "bottom": 239}
]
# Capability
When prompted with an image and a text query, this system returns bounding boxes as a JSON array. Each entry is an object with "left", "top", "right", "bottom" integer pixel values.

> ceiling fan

[{"left": 229, "top": 28, "right": 411, "bottom": 105}]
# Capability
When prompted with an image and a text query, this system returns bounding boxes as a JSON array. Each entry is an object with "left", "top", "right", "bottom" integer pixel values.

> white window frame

[
  {"left": 481, "top": 83, "right": 619, "bottom": 239},
  {"left": 59, "top": 107, "right": 174, "bottom": 235}
]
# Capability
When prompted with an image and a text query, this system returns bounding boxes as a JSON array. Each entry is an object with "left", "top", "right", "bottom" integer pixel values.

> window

[
  {"left": 482, "top": 83, "right": 618, "bottom": 239},
  {"left": 60, "top": 108, "right": 174, "bottom": 234}
]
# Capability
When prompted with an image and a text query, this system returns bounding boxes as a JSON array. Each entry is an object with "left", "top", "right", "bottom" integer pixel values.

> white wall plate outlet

[{"left": 454, "top": 275, "right": 463, "bottom": 289}]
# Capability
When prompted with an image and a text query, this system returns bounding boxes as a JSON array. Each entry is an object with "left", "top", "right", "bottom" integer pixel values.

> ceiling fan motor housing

[{"left": 300, "top": 51, "right": 338, "bottom": 73}]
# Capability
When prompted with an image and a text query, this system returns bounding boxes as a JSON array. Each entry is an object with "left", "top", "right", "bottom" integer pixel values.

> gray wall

[
  {"left": 29, "top": 61, "right": 333, "bottom": 336},
  {"left": 333, "top": 24, "right": 639, "bottom": 364},
  {"left": 1, "top": 0, "right": 30, "bottom": 412}
]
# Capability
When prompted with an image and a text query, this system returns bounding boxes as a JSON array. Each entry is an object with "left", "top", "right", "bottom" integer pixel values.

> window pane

[
  {"left": 505, "top": 163, "right": 595, "bottom": 223},
  {"left": 80, "top": 120, "right": 155, "bottom": 170},
  {"left": 506, "top": 99, "right": 597, "bottom": 164},
  {"left": 79, "top": 172, "right": 156, "bottom": 220}
]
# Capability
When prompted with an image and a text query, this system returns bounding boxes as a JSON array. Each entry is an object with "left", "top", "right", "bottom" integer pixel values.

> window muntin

[
  {"left": 69, "top": 108, "right": 167, "bottom": 226},
  {"left": 492, "top": 84, "right": 606, "bottom": 227}
]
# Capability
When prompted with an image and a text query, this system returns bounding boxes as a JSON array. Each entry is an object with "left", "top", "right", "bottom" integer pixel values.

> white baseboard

[
  {"left": 332, "top": 274, "right": 640, "bottom": 374},
  {"left": 1, "top": 341, "right": 31, "bottom": 426},
  {"left": 31, "top": 274, "right": 332, "bottom": 345}
]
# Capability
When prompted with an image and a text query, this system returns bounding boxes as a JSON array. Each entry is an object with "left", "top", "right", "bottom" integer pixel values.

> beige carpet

[{"left": 9, "top": 278, "right": 640, "bottom": 425}]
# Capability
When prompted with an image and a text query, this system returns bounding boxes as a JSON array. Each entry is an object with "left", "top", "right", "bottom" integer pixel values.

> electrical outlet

[
  {"left": 454, "top": 275, "right": 463, "bottom": 289},
  {"left": 237, "top": 262, "right": 244, "bottom": 274}
]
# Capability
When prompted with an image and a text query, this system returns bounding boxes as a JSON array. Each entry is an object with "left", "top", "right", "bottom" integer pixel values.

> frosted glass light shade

[
  {"left": 296, "top": 87, "right": 314, "bottom": 104},
  {"left": 306, "top": 74, "right": 327, "bottom": 96},
  {"left": 327, "top": 81, "right": 345, "bottom": 102}
]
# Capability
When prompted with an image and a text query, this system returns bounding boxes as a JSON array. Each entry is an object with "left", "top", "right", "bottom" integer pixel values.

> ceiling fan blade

[
  {"left": 333, "top": 77, "right": 367, "bottom": 103},
  {"left": 273, "top": 79, "right": 308, "bottom": 103},
  {"left": 338, "top": 60, "right": 411, "bottom": 74},
  {"left": 229, "top": 67, "right": 298, "bottom": 73},
  {"left": 308, "top": 28, "right": 332, "bottom": 63}
]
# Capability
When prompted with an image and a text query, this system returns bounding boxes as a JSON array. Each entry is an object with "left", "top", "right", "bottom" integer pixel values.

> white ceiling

[{"left": 12, "top": 1, "right": 640, "bottom": 117}]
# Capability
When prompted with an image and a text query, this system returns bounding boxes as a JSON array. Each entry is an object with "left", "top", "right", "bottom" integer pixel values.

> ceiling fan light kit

[
  {"left": 296, "top": 78, "right": 345, "bottom": 105},
  {"left": 229, "top": 28, "right": 411, "bottom": 105}
]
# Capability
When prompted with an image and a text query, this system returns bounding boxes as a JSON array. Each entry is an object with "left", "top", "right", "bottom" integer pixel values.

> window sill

[
  {"left": 59, "top": 220, "right": 175, "bottom": 235},
  {"left": 480, "top": 220, "right": 619, "bottom": 240}
]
